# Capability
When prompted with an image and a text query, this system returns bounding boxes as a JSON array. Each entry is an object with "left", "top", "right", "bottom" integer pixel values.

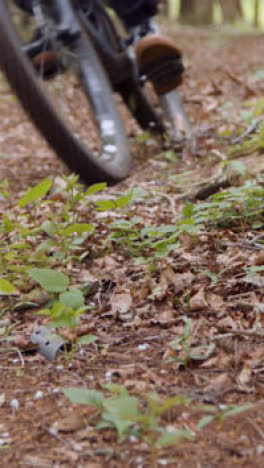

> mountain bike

[{"left": 0, "top": 0, "right": 192, "bottom": 184}]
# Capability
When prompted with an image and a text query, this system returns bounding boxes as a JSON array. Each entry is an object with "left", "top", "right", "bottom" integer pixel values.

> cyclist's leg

[
  {"left": 108, "top": 0, "right": 158, "bottom": 27},
  {"left": 109, "top": 0, "right": 183, "bottom": 95},
  {"left": 109, "top": 0, "right": 192, "bottom": 141},
  {"left": 14, "top": 0, "right": 33, "bottom": 13}
]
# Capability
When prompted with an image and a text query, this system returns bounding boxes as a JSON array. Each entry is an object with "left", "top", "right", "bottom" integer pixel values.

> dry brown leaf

[
  {"left": 92, "top": 255, "right": 119, "bottom": 271},
  {"left": 203, "top": 372, "right": 230, "bottom": 393},
  {"left": 54, "top": 447, "right": 79, "bottom": 463},
  {"left": 111, "top": 292, "right": 132, "bottom": 315},
  {"left": 124, "top": 380, "right": 148, "bottom": 392},
  {"left": 217, "top": 316, "right": 237, "bottom": 330},
  {"left": 254, "top": 251, "right": 264, "bottom": 266},
  {"left": 200, "top": 356, "right": 220, "bottom": 369},
  {"left": 237, "top": 365, "right": 252, "bottom": 388},
  {"left": 189, "top": 289, "right": 208, "bottom": 312},
  {"left": 159, "top": 308, "right": 175, "bottom": 323},
  {"left": 180, "top": 234, "right": 200, "bottom": 251},
  {"left": 11, "top": 333, "right": 34, "bottom": 351},
  {"left": 207, "top": 294, "right": 224, "bottom": 311},
  {"left": 53, "top": 414, "right": 85, "bottom": 433},
  {"left": 22, "top": 456, "right": 51, "bottom": 467},
  {"left": 160, "top": 267, "right": 194, "bottom": 296},
  {"left": 0, "top": 393, "right": 5, "bottom": 407}
]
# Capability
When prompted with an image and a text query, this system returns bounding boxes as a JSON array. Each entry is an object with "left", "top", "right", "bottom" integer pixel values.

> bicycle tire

[{"left": 0, "top": 0, "right": 131, "bottom": 184}]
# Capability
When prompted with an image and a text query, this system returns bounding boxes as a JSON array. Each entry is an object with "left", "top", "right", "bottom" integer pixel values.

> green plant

[
  {"left": 244, "top": 265, "right": 264, "bottom": 285},
  {"left": 197, "top": 404, "right": 251, "bottom": 430},
  {"left": 169, "top": 317, "right": 215, "bottom": 368},
  {"left": 205, "top": 267, "right": 229, "bottom": 286},
  {"left": 63, "top": 385, "right": 193, "bottom": 467},
  {"left": 27, "top": 268, "right": 97, "bottom": 350}
]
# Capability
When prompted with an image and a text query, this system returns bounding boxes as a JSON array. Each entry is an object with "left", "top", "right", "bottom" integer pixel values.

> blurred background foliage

[
  {"left": 160, "top": 0, "right": 264, "bottom": 28},
  {"left": 7, "top": 0, "right": 264, "bottom": 34}
]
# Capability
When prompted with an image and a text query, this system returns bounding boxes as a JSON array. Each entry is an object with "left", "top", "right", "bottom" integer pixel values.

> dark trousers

[
  {"left": 15, "top": 0, "right": 159, "bottom": 26},
  {"left": 109, "top": 0, "right": 159, "bottom": 26}
]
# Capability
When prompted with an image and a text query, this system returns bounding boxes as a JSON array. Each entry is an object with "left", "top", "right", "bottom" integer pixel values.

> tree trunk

[
  {"left": 180, "top": 0, "right": 213, "bottom": 25},
  {"left": 160, "top": 0, "right": 169, "bottom": 18},
  {"left": 254, "top": 0, "right": 260, "bottom": 27},
  {"left": 219, "top": 0, "right": 241, "bottom": 23}
]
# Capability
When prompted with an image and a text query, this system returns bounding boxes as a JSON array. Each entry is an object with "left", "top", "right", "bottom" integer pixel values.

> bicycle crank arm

[
  {"left": 52, "top": 0, "right": 80, "bottom": 40},
  {"left": 159, "top": 90, "right": 195, "bottom": 147},
  {"left": 22, "top": 37, "right": 49, "bottom": 59}
]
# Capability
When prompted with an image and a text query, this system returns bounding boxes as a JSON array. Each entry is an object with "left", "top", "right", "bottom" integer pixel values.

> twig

[
  {"left": 246, "top": 417, "right": 264, "bottom": 440},
  {"left": 212, "top": 333, "right": 237, "bottom": 341},
  {"left": 232, "top": 117, "right": 264, "bottom": 145},
  {"left": 216, "top": 328, "right": 264, "bottom": 339},
  {"left": 154, "top": 191, "right": 178, "bottom": 218}
]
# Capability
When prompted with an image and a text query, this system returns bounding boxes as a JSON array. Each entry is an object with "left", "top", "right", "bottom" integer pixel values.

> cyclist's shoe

[
  {"left": 136, "top": 34, "right": 184, "bottom": 95},
  {"left": 32, "top": 50, "right": 61, "bottom": 79}
]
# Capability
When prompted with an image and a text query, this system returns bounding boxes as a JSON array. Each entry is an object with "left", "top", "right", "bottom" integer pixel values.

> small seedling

[
  {"left": 196, "top": 404, "right": 251, "bottom": 430},
  {"left": 169, "top": 317, "right": 215, "bottom": 368},
  {"left": 63, "top": 385, "right": 193, "bottom": 467}
]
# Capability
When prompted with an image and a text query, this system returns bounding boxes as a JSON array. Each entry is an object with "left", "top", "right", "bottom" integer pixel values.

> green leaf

[
  {"left": 0, "top": 278, "right": 16, "bottom": 295},
  {"left": 229, "top": 160, "right": 247, "bottom": 175},
  {"left": 164, "top": 150, "right": 179, "bottom": 162},
  {"left": 222, "top": 404, "right": 251, "bottom": 419},
  {"left": 65, "top": 223, "right": 94, "bottom": 236},
  {"left": 103, "top": 384, "right": 129, "bottom": 396},
  {"left": 104, "top": 396, "right": 138, "bottom": 418},
  {"left": 29, "top": 268, "right": 69, "bottom": 292},
  {"left": 196, "top": 415, "right": 214, "bottom": 430},
  {"left": 158, "top": 395, "right": 191, "bottom": 415},
  {"left": 115, "top": 194, "right": 132, "bottom": 209},
  {"left": 85, "top": 182, "right": 107, "bottom": 196},
  {"left": 102, "top": 414, "right": 133, "bottom": 440},
  {"left": 156, "top": 429, "right": 193, "bottom": 447},
  {"left": 18, "top": 179, "right": 52, "bottom": 208},
  {"left": 102, "top": 395, "right": 139, "bottom": 439},
  {"left": 77, "top": 334, "right": 98, "bottom": 345},
  {"left": 63, "top": 388, "right": 104, "bottom": 407},
  {"left": 41, "top": 220, "right": 57, "bottom": 236},
  {"left": 183, "top": 202, "right": 194, "bottom": 219},
  {"left": 96, "top": 199, "right": 116, "bottom": 211},
  {"left": 59, "top": 289, "right": 84, "bottom": 309}
]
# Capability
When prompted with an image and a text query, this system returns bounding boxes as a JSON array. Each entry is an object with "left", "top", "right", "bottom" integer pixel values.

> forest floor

[{"left": 1, "top": 24, "right": 264, "bottom": 468}]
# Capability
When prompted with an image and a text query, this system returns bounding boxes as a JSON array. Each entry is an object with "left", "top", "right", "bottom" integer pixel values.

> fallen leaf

[
  {"left": 254, "top": 251, "right": 264, "bottom": 266},
  {"left": 52, "top": 414, "right": 85, "bottom": 433},
  {"left": 0, "top": 393, "right": 5, "bottom": 407},
  {"left": 111, "top": 292, "right": 132, "bottom": 315},
  {"left": 237, "top": 365, "right": 252, "bottom": 389},
  {"left": 189, "top": 289, "right": 208, "bottom": 312},
  {"left": 203, "top": 372, "right": 230, "bottom": 393}
]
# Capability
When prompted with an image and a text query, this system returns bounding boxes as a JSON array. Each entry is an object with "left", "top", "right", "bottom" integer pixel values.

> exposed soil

[{"left": 1, "top": 24, "right": 264, "bottom": 467}]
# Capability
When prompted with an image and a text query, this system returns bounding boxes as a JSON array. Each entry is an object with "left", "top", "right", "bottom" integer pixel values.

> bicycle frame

[{"left": 21, "top": 0, "right": 166, "bottom": 133}]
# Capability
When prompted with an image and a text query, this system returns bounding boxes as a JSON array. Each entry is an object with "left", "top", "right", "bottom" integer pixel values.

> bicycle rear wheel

[{"left": 0, "top": 0, "right": 131, "bottom": 184}]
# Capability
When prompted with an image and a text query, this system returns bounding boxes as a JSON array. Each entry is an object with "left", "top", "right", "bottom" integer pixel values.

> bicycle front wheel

[{"left": 0, "top": 1, "right": 131, "bottom": 184}]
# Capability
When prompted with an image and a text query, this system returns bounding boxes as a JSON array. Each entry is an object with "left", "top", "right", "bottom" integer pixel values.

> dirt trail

[{"left": 1, "top": 25, "right": 264, "bottom": 467}]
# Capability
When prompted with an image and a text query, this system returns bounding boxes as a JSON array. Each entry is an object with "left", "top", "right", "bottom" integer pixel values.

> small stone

[
  {"left": 34, "top": 391, "right": 44, "bottom": 400},
  {"left": 138, "top": 344, "right": 149, "bottom": 351},
  {"left": 10, "top": 399, "right": 19, "bottom": 410},
  {"left": 105, "top": 371, "right": 112, "bottom": 383}
]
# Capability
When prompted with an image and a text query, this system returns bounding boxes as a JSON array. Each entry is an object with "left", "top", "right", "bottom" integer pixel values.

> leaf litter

[{"left": 1, "top": 25, "right": 264, "bottom": 467}]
